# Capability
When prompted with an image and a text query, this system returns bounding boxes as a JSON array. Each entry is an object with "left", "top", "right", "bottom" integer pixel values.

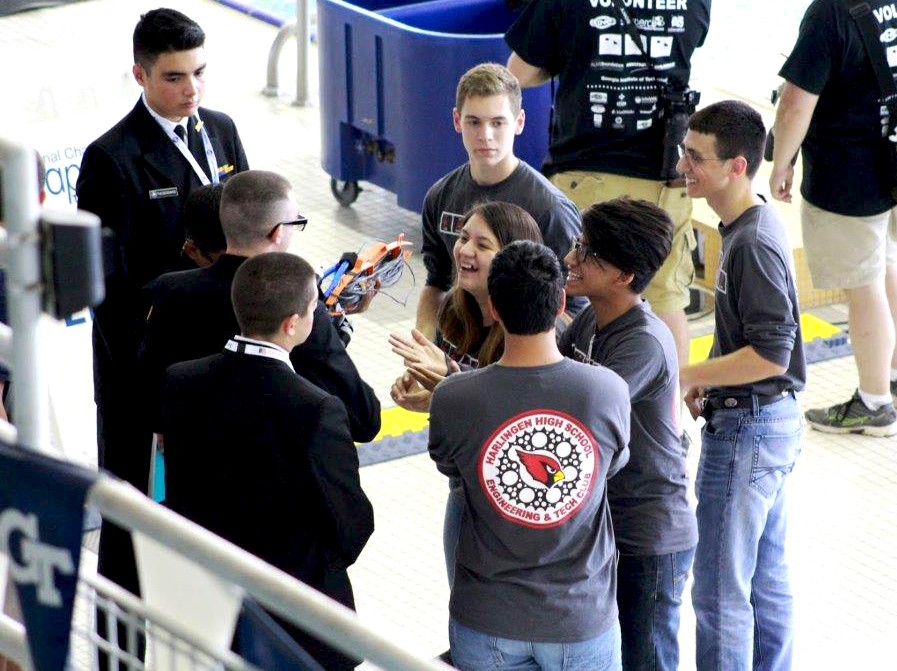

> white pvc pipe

[
  {"left": 89, "top": 477, "right": 451, "bottom": 671},
  {"left": 0, "top": 613, "right": 30, "bottom": 670},
  {"left": 84, "top": 572, "right": 255, "bottom": 670},
  {"left": 0, "top": 139, "right": 48, "bottom": 453}
]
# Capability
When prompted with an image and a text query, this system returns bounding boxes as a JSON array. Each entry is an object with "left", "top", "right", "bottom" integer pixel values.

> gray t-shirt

[
  {"left": 559, "top": 302, "right": 697, "bottom": 556},
  {"left": 429, "top": 358, "right": 630, "bottom": 642},
  {"left": 421, "top": 160, "right": 586, "bottom": 313},
  {"left": 711, "top": 203, "right": 806, "bottom": 396}
]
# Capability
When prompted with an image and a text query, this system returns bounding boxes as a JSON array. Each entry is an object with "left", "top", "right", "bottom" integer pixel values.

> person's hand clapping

[
  {"left": 389, "top": 371, "right": 433, "bottom": 413},
  {"left": 388, "top": 329, "right": 449, "bottom": 376}
]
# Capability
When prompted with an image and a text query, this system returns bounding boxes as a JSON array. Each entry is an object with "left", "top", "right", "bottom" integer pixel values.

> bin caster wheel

[{"left": 330, "top": 179, "right": 361, "bottom": 207}]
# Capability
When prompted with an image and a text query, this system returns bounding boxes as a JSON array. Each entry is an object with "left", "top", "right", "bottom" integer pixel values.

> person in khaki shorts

[
  {"left": 505, "top": 0, "right": 711, "bottom": 370},
  {"left": 771, "top": 0, "right": 897, "bottom": 436}
]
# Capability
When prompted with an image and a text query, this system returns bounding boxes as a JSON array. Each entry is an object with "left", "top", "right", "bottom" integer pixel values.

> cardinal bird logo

[
  {"left": 479, "top": 410, "right": 598, "bottom": 528},
  {"left": 514, "top": 448, "right": 565, "bottom": 489}
]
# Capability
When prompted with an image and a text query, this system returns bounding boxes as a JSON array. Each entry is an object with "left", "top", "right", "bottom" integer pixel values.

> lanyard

[
  {"left": 225, "top": 337, "right": 294, "bottom": 372},
  {"left": 172, "top": 116, "right": 219, "bottom": 185}
]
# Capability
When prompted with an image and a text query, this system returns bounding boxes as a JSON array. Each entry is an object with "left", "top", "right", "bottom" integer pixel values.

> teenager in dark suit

[
  {"left": 139, "top": 170, "right": 381, "bottom": 442},
  {"left": 161, "top": 252, "right": 374, "bottom": 671},
  {"left": 75, "top": 8, "right": 249, "bottom": 604}
]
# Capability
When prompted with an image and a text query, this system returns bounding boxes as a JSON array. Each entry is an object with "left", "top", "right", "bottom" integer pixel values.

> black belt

[{"left": 703, "top": 391, "right": 791, "bottom": 414}]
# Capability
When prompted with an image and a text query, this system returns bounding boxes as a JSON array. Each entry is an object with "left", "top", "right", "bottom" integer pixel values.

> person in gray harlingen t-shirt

[
  {"left": 428, "top": 241, "right": 630, "bottom": 669},
  {"left": 678, "top": 101, "right": 805, "bottom": 670},
  {"left": 559, "top": 197, "right": 698, "bottom": 671}
]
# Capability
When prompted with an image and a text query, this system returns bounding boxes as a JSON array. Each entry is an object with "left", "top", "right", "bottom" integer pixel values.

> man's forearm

[
  {"left": 681, "top": 345, "right": 787, "bottom": 390},
  {"left": 772, "top": 82, "right": 818, "bottom": 172},
  {"left": 415, "top": 285, "right": 447, "bottom": 341},
  {"left": 507, "top": 52, "right": 552, "bottom": 88}
]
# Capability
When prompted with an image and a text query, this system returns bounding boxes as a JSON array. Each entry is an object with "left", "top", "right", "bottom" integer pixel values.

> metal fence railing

[{"left": 0, "top": 137, "right": 451, "bottom": 670}]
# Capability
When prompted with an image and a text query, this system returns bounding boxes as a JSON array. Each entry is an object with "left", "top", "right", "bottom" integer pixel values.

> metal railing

[
  {"left": 0, "top": 137, "right": 450, "bottom": 669},
  {"left": 263, "top": 0, "right": 311, "bottom": 105}
]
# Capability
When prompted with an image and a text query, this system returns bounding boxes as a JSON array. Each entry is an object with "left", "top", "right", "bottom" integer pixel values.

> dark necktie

[{"left": 174, "top": 124, "right": 208, "bottom": 178}]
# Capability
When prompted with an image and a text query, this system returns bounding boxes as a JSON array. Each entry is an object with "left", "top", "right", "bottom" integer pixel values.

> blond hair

[{"left": 455, "top": 62, "right": 522, "bottom": 115}]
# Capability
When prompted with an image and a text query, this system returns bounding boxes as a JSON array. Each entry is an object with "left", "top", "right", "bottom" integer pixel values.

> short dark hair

[
  {"left": 488, "top": 240, "right": 564, "bottom": 335},
  {"left": 688, "top": 100, "right": 766, "bottom": 178},
  {"left": 182, "top": 183, "right": 225, "bottom": 256},
  {"left": 220, "top": 170, "right": 293, "bottom": 247},
  {"left": 133, "top": 8, "right": 205, "bottom": 71},
  {"left": 231, "top": 252, "right": 317, "bottom": 337},
  {"left": 581, "top": 197, "right": 674, "bottom": 294}
]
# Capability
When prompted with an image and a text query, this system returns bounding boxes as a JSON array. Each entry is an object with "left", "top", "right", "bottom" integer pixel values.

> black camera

[{"left": 659, "top": 88, "right": 701, "bottom": 181}]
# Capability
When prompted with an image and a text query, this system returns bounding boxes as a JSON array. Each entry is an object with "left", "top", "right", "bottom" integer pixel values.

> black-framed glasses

[
  {"left": 570, "top": 238, "right": 601, "bottom": 264},
  {"left": 268, "top": 215, "right": 308, "bottom": 238},
  {"left": 677, "top": 143, "right": 728, "bottom": 167}
]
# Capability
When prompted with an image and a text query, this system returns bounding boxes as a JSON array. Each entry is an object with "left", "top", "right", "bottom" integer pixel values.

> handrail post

[
  {"left": 262, "top": 0, "right": 310, "bottom": 106},
  {"left": 0, "top": 140, "right": 48, "bottom": 453},
  {"left": 294, "top": 0, "right": 310, "bottom": 106}
]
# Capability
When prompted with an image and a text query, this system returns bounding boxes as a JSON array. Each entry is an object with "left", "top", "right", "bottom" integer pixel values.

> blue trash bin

[{"left": 318, "top": 0, "right": 552, "bottom": 213}]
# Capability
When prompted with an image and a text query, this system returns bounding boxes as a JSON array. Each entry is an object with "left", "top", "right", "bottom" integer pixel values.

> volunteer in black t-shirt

[
  {"left": 771, "top": 0, "right": 897, "bottom": 437},
  {"left": 506, "top": 0, "right": 711, "bottom": 371}
]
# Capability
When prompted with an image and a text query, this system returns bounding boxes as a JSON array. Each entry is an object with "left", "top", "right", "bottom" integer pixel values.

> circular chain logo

[{"left": 478, "top": 410, "right": 599, "bottom": 528}]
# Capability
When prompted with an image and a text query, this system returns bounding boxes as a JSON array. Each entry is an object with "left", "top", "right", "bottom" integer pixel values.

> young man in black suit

[
  {"left": 139, "top": 170, "right": 381, "bottom": 442},
  {"left": 161, "top": 252, "right": 374, "bottom": 671},
  {"left": 75, "top": 8, "right": 249, "bottom": 599}
]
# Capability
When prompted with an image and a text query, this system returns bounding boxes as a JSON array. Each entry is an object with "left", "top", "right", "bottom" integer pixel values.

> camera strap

[
  {"left": 609, "top": 0, "right": 660, "bottom": 80},
  {"left": 608, "top": 0, "right": 696, "bottom": 107},
  {"left": 845, "top": 0, "right": 897, "bottom": 136}
]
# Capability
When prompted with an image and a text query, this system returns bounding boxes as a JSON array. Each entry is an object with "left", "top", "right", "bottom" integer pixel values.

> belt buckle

[{"left": 723, "top": 397, "right": 739, "bottom": 408}]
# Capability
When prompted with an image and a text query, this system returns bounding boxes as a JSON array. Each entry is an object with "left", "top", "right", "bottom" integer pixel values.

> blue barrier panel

[{"left": 318, "top": 0, "right": 552, "bottom": 212}]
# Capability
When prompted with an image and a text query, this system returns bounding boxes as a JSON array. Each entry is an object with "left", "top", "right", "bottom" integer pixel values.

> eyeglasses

[
  {"left": 268, "top": 216, "right": 308, "bottom": 238},
  {"left": 570, "top": 238, "right": 601, "bottom": 264},
  {"left": 677, "top": 143, "right": 728, "bottom": 167}
]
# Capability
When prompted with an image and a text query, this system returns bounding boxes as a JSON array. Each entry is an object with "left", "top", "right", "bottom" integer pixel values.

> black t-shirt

[
  {"left": 780, "top": 0, "right": 897, "bottom": 216},
  {"left": 505, "top": 0, "right": 711, "bottom": 179}
]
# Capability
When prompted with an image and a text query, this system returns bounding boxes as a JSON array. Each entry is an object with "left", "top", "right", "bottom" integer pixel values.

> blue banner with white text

[{"left": 0, "top": 439, "right": 96, "bottom": 670}]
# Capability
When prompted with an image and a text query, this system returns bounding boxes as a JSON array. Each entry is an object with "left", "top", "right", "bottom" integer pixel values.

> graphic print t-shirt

[
  {"left": 506, "top": 0, "right": 711, "bottom": 179},
  {"left": 780, "top": 0, "right": 897, "bottom": 215},
  {"left": 428, "top": 359, "right": 630, "bottom": 642}
]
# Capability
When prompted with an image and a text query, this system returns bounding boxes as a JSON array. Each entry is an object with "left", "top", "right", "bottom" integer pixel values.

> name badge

[{"left": 149, "top": 187, "right": 179, "bottom": 200}]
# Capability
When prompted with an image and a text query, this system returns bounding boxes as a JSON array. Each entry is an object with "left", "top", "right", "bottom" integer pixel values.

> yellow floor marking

[
  {"left": 367, "top": 405, "right": 430, "bottom": 443},
  {"left": 374, "top": 314, "right": 842, "bottom": 437}
]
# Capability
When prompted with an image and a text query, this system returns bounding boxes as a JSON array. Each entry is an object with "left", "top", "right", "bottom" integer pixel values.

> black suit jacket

[
  {"left": 161, "top": 350, "right": 374, "bottom": 670},
  {"left": 75, "top": 97, "right": 248, "bottom": 604},
  {"left": 77, "top": 99, "right": 249, "bottom": 397},
  {"left": 139, "top": 255, "right": 381, "bottom": 442},
  {"left": 77, "top": 99, "right": 249, "bottom": 293}
]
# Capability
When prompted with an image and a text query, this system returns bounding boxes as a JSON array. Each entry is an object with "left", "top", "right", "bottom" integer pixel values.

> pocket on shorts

[{"left": 550, "top": 172, "right": 605, "bottom": 211}]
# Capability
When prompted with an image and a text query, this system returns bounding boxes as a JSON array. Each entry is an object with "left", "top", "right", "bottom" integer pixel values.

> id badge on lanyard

[{"left": 173, "top": 117, "right": 220, "bottom": 185}]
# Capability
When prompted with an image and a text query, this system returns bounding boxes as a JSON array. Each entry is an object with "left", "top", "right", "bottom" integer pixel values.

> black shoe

[{"left": 437, "top": 649, "right": 454, "bottom": 666}]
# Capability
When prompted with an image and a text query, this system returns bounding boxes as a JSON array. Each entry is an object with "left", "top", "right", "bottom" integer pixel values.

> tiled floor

[{"left": 1, "top": 0, "right": 895, "bottom": 668}]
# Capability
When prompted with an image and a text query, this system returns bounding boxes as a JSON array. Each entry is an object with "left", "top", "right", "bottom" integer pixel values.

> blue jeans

[
  {"left": 617, "top": 547, "right": 695, "bottom": 671},
  {"left": 449, "top": 618, "right": 622, "bottom": 671},
  {"left": 444, "top": 477, "right": 464, "bottom": 588},
  {"left": 692, "top": 394, "right": 802, "bottom": 671}
]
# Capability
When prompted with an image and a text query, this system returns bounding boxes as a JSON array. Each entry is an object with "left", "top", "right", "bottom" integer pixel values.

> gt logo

[{"left": 0, "top": 508, "right": 74, "bottom": 607}]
